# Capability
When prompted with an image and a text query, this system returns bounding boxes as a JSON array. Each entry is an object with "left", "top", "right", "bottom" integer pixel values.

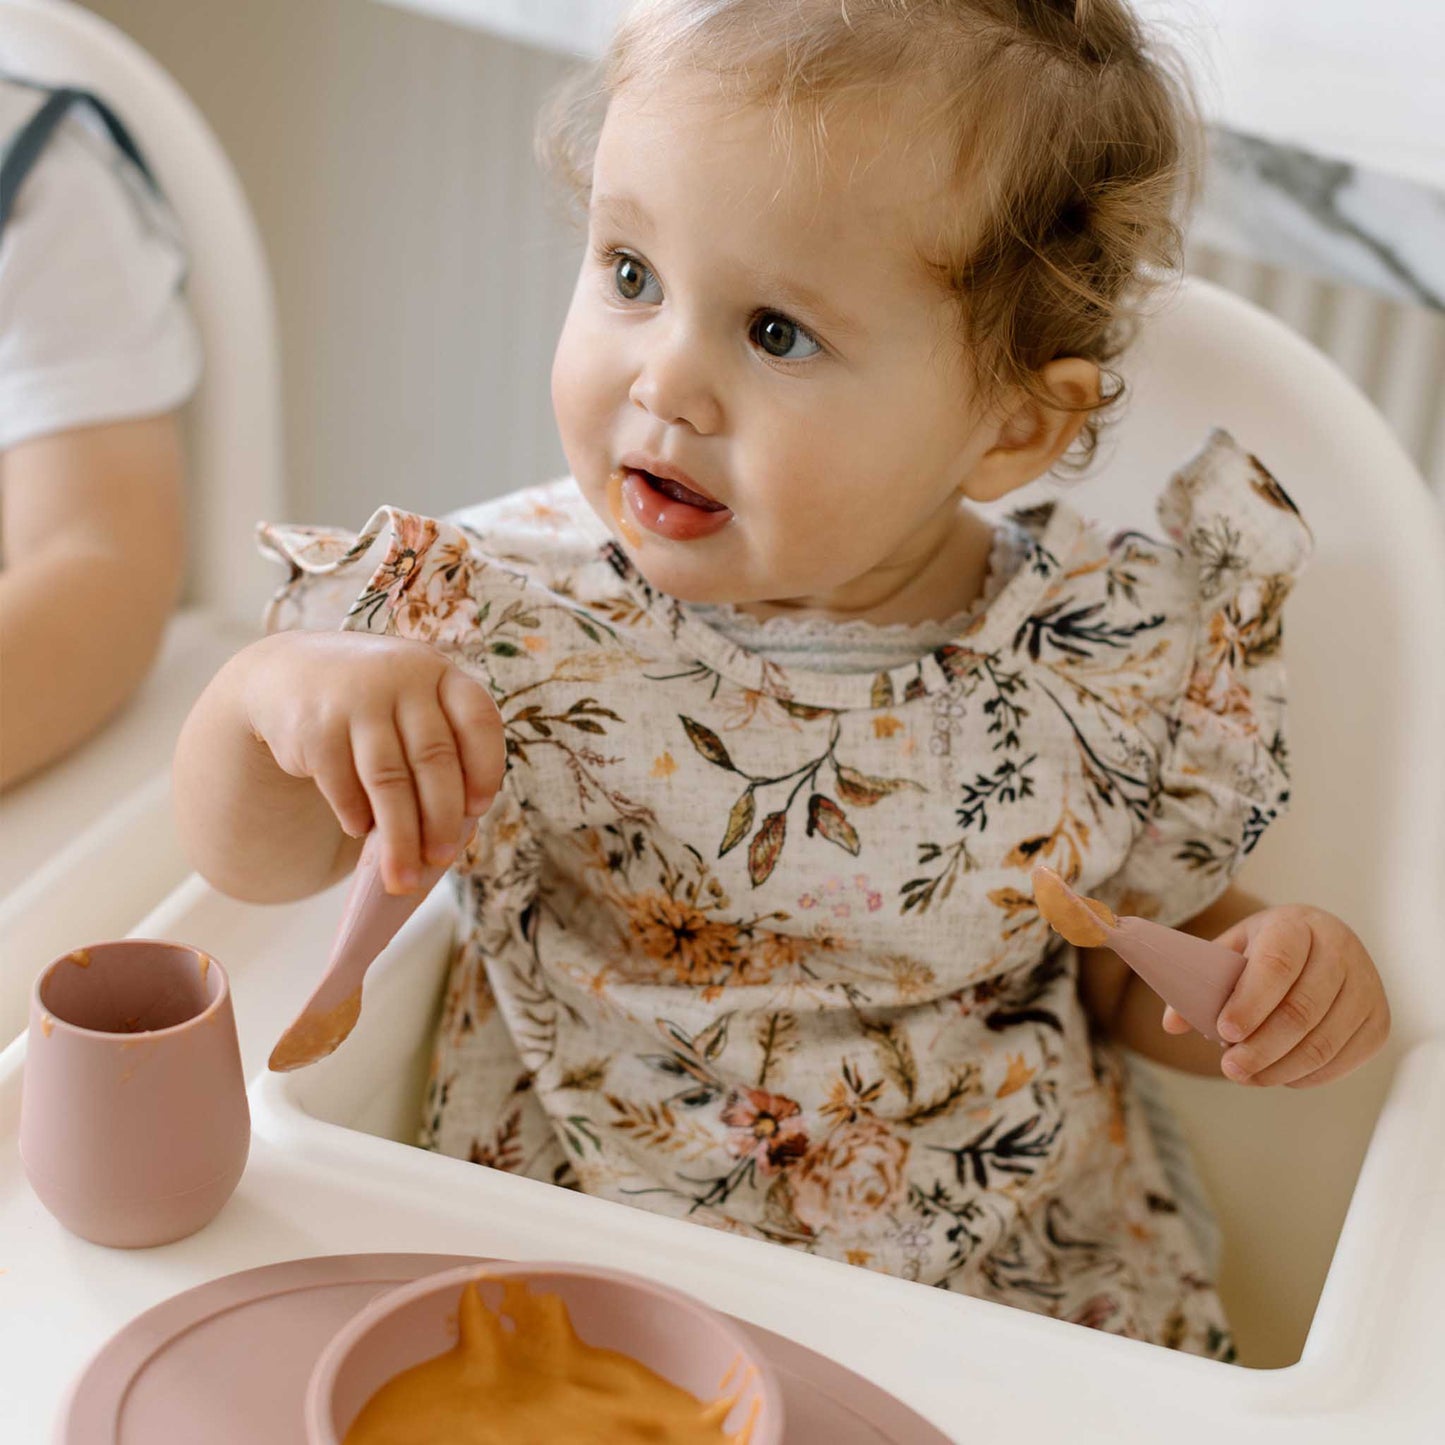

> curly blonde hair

[{"left": 536, "top": 0, "right": 1205, "bottom": 474}]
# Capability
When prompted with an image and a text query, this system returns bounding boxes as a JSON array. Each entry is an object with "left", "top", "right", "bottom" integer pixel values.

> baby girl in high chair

[{"left": 175, "top": 0, "right": 1389, "bottom": 1359}]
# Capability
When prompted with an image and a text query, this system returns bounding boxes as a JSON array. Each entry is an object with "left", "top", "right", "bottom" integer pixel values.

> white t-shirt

[{"left": 0, "top": 77, "right": 202, "bottom": 451}]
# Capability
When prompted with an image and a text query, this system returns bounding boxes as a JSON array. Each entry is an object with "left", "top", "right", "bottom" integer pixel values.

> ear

[{"left": 960, "top": 357, "right": 1102, "bottom": 503}]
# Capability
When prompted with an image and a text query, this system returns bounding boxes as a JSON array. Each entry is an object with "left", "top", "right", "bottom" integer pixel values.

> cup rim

[
  {"left": 304, "top": 1259, "right": 784, "bottom": 1444},
  {"left": 31, "top": 938, "right": 230, "bottom": 1043}
]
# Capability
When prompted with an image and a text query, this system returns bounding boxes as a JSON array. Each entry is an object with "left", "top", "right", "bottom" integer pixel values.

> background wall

[
  {"left": 82, "top": 0, "right": 581, "bottom": 525},
  {"left": 77, "top": 0, "right": 1445, "bottom": 527}
]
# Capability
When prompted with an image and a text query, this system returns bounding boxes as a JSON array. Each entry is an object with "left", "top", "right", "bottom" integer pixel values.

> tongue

[{"left": 648, "top": 473, "right": 724, "bottom": 510}]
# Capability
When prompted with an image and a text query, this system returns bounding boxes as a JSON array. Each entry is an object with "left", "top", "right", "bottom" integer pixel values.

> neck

[{"left": 735, "top": 497, "right": 997, "bottom": 629}]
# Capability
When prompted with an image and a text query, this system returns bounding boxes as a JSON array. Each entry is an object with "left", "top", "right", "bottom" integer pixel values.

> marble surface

[
  {"left": 1198, "top": 127, "right": 1444, "bottom": 312},
  {"left": 371, "top": 0, "right": 1445, "bottom": 310}
]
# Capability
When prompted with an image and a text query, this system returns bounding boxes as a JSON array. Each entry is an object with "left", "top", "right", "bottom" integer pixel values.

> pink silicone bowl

[{"left": 305, "top": 1260, "right": 784, "bottom": 1443}]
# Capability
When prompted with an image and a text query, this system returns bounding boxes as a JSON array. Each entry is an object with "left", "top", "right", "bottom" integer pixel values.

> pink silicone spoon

[
  {"left": 268, "top": 828, "right": 462, "bottom": 1073},
  {"left": 1031, "top": 866, "right": 1246, "bottom": 1045}
]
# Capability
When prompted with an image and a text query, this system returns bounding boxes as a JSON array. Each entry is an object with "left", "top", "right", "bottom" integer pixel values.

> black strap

[{"left": 0, "top": 85, "right": 160, "bottom": 237}]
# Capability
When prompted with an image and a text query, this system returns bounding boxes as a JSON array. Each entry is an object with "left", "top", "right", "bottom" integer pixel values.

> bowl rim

[{"left": 302, "top": 1258, "right": 785, "bottom": 1444}]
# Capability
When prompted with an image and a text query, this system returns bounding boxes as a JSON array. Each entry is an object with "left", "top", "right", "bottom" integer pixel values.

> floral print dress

[{"left": 259, "top": 426, "right": 1312, "bottom": 1360}]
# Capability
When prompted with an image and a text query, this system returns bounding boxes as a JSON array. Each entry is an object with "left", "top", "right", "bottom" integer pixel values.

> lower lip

[{"left": 614, "top": 468, "right": 733, "bottom": 542}]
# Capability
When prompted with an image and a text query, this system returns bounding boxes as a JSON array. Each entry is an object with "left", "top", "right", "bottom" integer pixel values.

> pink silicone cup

[
  {"left": 19, "top": 940, "right": 249, "bottom": 1248},
  {"left": 305, "top": 1261, "right": 785, "bottom": 1444}
]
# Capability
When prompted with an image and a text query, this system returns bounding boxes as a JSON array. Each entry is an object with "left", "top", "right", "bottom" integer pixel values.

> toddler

[{"left": 175, "top": 0, "right": 1389, "bottom": 1360}]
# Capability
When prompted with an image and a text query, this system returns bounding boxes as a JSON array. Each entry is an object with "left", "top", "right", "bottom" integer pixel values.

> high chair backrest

[
  {"left": 1005, "top": 272, "right": 1445, "bottom": 1365},
  {"left": 0, "top": 0, "right": 283, "bottom": 626}
]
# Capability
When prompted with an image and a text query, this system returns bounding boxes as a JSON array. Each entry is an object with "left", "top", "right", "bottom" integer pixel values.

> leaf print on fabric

[
  {"left": 931, "top": 1111, "right": 1065, "bottom": 1192},
  {"left": 956, "top": 756, "right": 1038, "bottom": 833},
  {"left": 755, "top": 1011, "right": 799, "bottom": 1088},
  {"left": 834, "top": 764, "right": 920, "bottom": 808},
  {"left": 680, "top": 715, "right": 735, "bottom": 770},
  {"left": 900, "top": 836, "right": 976, "bottom": 916},
  {"left": 607, "top": 1097, "right": 718, "bottom": 1161},
  {"left": 749, "top": 811, "right": 787, "bottom": 885},
  {"left": 681, "top": 710, "right": 918, "bottom": 881},
  {"left": 1245, "top": 451, "right": 1302, "bottom": 517},
  {"left": 806, "top": 795, "right": 860, "bottom": 856},
  {"left": 719, "top": 788, "right": 755, "bottom": 856},
  {"left": 638, "top": 1016, "right": 733, "bottom": 1111},
  {"left": 1014, "top": 600, "right": 1166, "bottom": 664}
]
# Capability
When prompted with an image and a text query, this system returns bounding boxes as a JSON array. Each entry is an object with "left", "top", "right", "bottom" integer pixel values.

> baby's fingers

[
  {"left": 1225, "top": 974, "right": 1360, "bottom": 1087},
  {"left": 351, "top": 714, "right": 423, "bottom": 894},
  {"left": 439, "top": 667, "right": 506, "bottom": 814},
  {"left": 303, "top": 724, "right": 373, "bottom": 839},
  {"left": 1214, "top": 912, "right": 1314, "bottom": 1044},
  {"left": 1283, "top": 1003, "right": 1389, "bottom": 1089},
  {"left": 397, "top": 691, "right": 467, "bottom": 870}
]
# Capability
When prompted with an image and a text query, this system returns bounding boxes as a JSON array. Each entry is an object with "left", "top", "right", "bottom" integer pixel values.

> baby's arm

[
  {"left": 1, "top": 416, "right": 184, "bottom": 788},
  {"left": 1079, "top": 884, "right": 1390, "bottom": 1088},
  {"left": 174, "top": 629, "right": 505, "bottom": 903}
]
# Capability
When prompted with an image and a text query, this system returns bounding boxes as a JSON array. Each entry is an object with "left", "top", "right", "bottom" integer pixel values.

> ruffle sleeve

[
  {"left": 1097, "top": 428, "right": 1314, "bottom": 927},
  {"left": 256, "top": 506, "right": 542, "bottom": 949}
]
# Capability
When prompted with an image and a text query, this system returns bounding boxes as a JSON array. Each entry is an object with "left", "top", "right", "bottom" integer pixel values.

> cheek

[{"left": 550, "top": 308, "right": 593, "bottom": 447}]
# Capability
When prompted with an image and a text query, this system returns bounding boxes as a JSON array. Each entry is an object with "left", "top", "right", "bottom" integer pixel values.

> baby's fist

[{"left": 1163, "top": 905, "right": 1389, "bottom": 1088}]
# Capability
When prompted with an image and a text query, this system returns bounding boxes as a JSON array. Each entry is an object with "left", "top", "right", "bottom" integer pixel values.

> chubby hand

[
  {"left": 242, "top": 630, "right": 505, "bottom": 893},
  {"left": 1161, "top": 905, "right": 1390, "bottom": 1088}
]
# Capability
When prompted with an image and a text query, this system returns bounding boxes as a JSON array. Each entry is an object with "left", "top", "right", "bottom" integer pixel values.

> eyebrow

[{"left": 589, "top": 192, "right": 865, "bottom": 339}]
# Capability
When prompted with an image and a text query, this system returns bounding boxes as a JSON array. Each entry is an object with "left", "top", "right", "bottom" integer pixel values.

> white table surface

[
  {"left": 371, "top": 0, "right": 1445, "bottom": 194},
  {"left": 4, "top": 869, "right": 1445, "bottom": 1442}
]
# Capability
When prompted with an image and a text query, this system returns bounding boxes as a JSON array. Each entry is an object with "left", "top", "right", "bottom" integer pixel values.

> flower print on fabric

[{"left": 258, "top": 427, "right": 1310, "bottom": 1363}]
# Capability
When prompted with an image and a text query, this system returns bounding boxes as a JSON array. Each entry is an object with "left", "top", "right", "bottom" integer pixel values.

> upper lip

[{"left": 619, "top": 453, "right": 727, "bottom": 509}]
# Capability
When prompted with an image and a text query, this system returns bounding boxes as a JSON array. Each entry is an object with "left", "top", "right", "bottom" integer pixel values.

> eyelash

[{"left": 590, "top": 242, "right": 826, "bottom": 364}]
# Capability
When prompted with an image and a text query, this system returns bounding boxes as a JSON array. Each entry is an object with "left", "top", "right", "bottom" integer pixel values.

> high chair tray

[
  {"left": 58, "top": 1251, "right": 949, "bottom": 1443},
  {"left": 5, "top": 871, "right": 1445, "bottom": 1443}
]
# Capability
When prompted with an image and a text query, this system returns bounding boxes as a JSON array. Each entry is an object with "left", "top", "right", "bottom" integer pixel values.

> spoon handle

[
  {"left": 1105, "top": 916, "right": 1246, "bottom": 1045},
  {"left": 267, "top": 832, "right": 453, "bottom": 1072}
]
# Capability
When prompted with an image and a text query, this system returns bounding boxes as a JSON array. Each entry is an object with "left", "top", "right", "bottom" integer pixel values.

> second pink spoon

[{"left": 1032, "top": 866, "right": 1246, "bottom": 1045}]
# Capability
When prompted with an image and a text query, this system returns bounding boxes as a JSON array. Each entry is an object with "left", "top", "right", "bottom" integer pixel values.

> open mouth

[{"left": 629, "top": 468, "right": 729, "bottom": 513}]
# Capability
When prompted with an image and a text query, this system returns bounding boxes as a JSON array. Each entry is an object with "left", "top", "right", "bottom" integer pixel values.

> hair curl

[{"left": 536, "top": 0, "right": 1205, "bottom": 474}]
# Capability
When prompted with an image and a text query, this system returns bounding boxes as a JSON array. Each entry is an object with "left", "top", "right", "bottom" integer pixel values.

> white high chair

[
  {"left": 0, "top": 270, "right": 1441, "bottom": 1436},
  {"left": 0, "top": 0, "right": 283, "bottom": 1043},
  {"left": 1005, "top": 274, "right": 1445, "bottom": 1368},
  {"left": 257, "top": 270, "right": 1445, "bottom": 1368}
]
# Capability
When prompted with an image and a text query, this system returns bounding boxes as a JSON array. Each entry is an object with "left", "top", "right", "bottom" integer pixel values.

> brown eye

[
  {"left": 614, "top": 254, "right": 647, "bottom": 300},
  {"left": 752, "top": 311, "right": 821, "bottom": 361}
]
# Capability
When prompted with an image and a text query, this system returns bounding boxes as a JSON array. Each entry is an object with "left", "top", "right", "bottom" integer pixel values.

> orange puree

[
  {"left": 607, "top": 469, "right": 645, "bottom": 550},
  {"left": 1031, "top": 866, "right": 1116, "bottom": 948},
  {"left": 343, "top": 1278, "right": 758, "bottom": 1445}
]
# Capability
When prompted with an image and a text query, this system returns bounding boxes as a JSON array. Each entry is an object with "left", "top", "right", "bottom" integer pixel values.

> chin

[{"left": 628, "top": 555, "right": 742, "bottom": 606}]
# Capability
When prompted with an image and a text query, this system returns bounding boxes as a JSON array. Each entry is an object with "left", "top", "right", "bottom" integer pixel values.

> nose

[{"left": 628, "top": 325, "right": 722, "bottom": 435}]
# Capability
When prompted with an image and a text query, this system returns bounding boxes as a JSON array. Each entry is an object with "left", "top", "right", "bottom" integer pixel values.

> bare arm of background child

[{"left": 0, "top": 414, "right": 185, "bottom": 789}]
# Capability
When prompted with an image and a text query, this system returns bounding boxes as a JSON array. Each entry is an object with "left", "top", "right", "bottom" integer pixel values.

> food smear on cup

[{"left": 343, "top": 1276, "right": 759, "bottom": 1444}]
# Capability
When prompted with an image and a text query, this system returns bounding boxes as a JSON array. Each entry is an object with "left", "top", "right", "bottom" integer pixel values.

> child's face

[{"left": 552, "top": 73, "right": 1001, "bottom": 612}]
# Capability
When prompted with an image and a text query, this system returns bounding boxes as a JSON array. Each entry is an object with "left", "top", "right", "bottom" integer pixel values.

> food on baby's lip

[
  {"left": 343, "top": 1276, "right": 757, "bottom": 1444},
  {"left": 1031, "top": 866, "right": 1117, "bottom": 948},
  {"left": 607, "top": 468, "right": 645, "bottom": 549}
]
